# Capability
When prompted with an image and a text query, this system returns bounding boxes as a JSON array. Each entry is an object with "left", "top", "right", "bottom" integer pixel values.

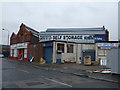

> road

[{"left": 1, "top": 58, "right": 119, "bottom": 88}]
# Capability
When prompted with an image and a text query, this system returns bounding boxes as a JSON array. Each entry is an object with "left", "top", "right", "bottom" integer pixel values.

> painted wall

[
  {"left": 107, "top": 49, "right": 120, "bottom": 74},
  {"left": 62, "top": 53, "right": 76, "bottom": 63},
  {"left": 96, "top": 42, "right": 119, "bottom": 65},
  {"left": 52, "top": 42, "right": 97, "bottom": 64},
  {"left": 53, "top": 42, "right": 77, "bottom": 63},
  {"left": 82, "top": 44, "right": 95, "bottom": 50},
  {"left": 10, "top": 42, "right": 28, "bottom": 60},
  {"left": 52, "top": 41, "right": 56, "bottom": 63},
  {"left": 76, "top": 44, "right": 82, "bottom": 64}
]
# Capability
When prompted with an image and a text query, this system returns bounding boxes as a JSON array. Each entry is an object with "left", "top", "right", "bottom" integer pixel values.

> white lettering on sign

[
  {"left": 39, "top": 35, "right": 95, "bottom": 43},
  {"left": 11, "top": 42, "right": 28, "bottom": 49},
  {"left": 98, "top": 43, "right": 119, "bottom": 47}
]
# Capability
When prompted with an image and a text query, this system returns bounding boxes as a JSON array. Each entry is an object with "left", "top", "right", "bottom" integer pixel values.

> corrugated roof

[
  {"left": 25, "top": 26, "right": 39, "bottom": 34},
  {"left": 46, "top": 26, "right": 105, "bottom": 32},
  {"left": 40, "top": 30, "right": 106, "bottom": 35}
]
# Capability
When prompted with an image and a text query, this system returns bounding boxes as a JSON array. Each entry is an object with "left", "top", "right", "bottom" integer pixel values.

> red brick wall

[
  {"left": 29, "top": 43, "right": 43, "bottom": 62},
  {"left": 10, "top": 24, "right": 39, "bottom": 45}
]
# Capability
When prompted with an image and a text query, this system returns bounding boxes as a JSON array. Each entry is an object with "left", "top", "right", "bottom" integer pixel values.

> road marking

[
  {"left": 32, "top": 65, "right": 40, "bottom": 68},
  {"left": 20, "top": 70, "right": 29, "bottom": 73},
  {"left": 45, "top": 78, "right": 72, "bottom": 87}
]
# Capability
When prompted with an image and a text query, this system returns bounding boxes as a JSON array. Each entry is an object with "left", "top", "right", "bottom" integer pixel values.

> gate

[{"left": 82, "top": 50, "right": 95, "bottom": 64}]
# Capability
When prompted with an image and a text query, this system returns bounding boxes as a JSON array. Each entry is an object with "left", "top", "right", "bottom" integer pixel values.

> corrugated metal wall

[
  {"left": 107, "top": 48, "right": 120, "bottom": 74},
  {"left": 29, "top": 43, "right": 43, "bottom": 62}
]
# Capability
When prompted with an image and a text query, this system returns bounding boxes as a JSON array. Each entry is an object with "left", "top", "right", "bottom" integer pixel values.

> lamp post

[{"left": 2, "top": 28, "right": 9, "bottom": 45}]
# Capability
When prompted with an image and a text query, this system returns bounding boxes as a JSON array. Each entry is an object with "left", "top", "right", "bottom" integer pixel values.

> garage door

[{"left": 44, "top": 47, "right": 52, "bottom": 63}]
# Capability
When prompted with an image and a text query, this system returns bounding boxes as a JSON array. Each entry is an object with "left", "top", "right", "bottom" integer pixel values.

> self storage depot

[{"left": 39, "top": 26, "right": 109, "bottom": 64}]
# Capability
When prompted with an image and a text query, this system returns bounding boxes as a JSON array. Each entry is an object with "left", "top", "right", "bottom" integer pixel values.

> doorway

[{"left": 17, "top": 49, "right": 24, "bottom": 60}]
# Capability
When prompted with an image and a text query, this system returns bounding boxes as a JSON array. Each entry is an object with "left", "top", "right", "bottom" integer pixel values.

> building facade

[
  {"left": 11, "top": 24, "right": 118, "bottom": 65},
  {"left": 39, "top": 26, "right": 109, "bottom": 64},
  {"left": 42, "top": 41, "right": 96, "bottom": 64},
  {"left": 39, "top": 26, "right": 109, "bottom": 43},
  {"left": 10, "top": 23, "right": 39, "bottom": 60},
  {"left": 96, "top": 41, "right": 119, "bottom": 65},
  {"left": 107, "top": 48, "right": 120, "bottom": 74}
]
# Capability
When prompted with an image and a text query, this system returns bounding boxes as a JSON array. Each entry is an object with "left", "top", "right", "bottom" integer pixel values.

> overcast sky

[{"left": 1, "top": 1, "right": 118, "bottom": 45}]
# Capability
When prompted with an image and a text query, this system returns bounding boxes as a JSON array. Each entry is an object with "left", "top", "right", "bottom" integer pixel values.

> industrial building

[
  {"left": 10, "top": 24, "right": 119, "bottom": 66},
  {"left": 10, "top": 23, "right": 42, "bottom": 61},
  {"left": 107, "top": 48, "right": 120, "bottom": 74},
  {"left": 96, "top": 41, "right": 119, "bottom": 65},
  {"left": 39, "top": 26, "right": 109, "bottom": 64}
]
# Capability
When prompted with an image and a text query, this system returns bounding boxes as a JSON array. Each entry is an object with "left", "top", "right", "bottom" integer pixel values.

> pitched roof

[
  {"left": 21, "top": 23, "right": 39, "bottom": 37},
  {"left": 10, "top": 32, "right": 16, "bottom": 39}
]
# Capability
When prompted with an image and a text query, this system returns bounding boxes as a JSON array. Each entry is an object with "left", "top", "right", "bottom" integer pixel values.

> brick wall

[{"left": 29, "top": 43, "right": 43, "bottom": 62}]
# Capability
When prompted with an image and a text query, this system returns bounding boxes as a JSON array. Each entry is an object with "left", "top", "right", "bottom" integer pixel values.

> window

[
  {"left": 67, "top": 44, "right": 73, "bottom": 53},
  {"left": 57, "top": 43, "right": 64, "bottom": 53},
  {"left": 98, "top": 49, "right": 106, "bottom": 56}
]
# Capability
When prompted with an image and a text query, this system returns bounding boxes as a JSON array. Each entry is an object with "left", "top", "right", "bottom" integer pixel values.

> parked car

[{"left": 0, "top": 54, "right": 4, "bottom": 58}]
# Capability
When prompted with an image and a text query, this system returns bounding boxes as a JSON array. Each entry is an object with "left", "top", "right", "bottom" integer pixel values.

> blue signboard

[
  {"left": 100, "top": 46, "right": 117, "bottom": 49},
  {"left": 94, "top": 34, "right": 106, "bottom": 41},
  {"left": 43, "top": 43, "right": 52, "bottom": 47}
]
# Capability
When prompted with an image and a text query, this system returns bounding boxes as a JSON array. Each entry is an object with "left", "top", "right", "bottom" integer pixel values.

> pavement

[{"left": 5, "top": 58, "right": 120, "bottom": 84}]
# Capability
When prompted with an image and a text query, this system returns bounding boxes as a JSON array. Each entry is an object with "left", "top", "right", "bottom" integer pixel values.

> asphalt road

[{"left": 1, "top": 58, "right": 119, "bottom": 88}]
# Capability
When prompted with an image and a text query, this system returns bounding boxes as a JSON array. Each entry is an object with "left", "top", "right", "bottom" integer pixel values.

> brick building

[{"left": 10, "top": 23, "right": 43, "bottom": 61}]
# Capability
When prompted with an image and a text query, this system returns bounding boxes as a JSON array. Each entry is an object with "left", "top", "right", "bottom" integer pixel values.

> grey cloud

[{"left": 1, "top": 2, "right": 118, "bottom": 45}]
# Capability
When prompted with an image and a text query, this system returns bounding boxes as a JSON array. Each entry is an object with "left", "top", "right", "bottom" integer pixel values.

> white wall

[
  {"left": 107, "top": 49, "right": 119, "bottom": 74},
  {"left": 52, "top": 41, "right": 56, "bottom": 63},
  {"left": 62, "top": 43, "right": 76, "bottom": 63},
  {"left": 62, "top": 53, "right": 76, "bottom": 62},
  {"left": 76, "top": 44, "right": 82, "bottom": 64},
  {"left": 82, "top": 44, "right": 95, "bottom": 50},
  {"left": 54, "top": 42, "right": 77, "bottom": 63},
  {"left": 10, "top": 49, "right": 12, "bottom": 56},
  {"left": 10, "top": 42, "right": 28, "bottom": 57},
  {"left": 53, "top": 42, "right": 97, "bottom": 64},
  {"left": 14, "top": 49, "right": 17, "bottom": 57}
]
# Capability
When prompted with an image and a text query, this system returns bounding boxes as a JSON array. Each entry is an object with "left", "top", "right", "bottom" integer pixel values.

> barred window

[
  {"left": 57, "top": 43, "right": 64, "bottom": 53},
  {"left": 67, "top": 44, "right": 73, "bottom": 53},
  {"left": 98, "top": 49, "right": 107, "bottom": 56}
]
